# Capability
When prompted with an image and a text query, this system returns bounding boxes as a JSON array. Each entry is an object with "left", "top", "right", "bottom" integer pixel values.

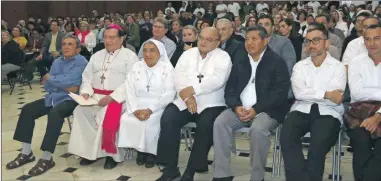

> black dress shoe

[
  {"left": 180, "top": 167, "right": 195, "bottom": 181},
  {"left": 180, "top": 174, "right": 194, "bottom": 181},
  {"left": 136, "top": 152, "right": 145, "bottom": 166},
  {"left": 80, "top": 158, "right": 97, "bottom": 166},
  {"left": 156, "top": 167, "right": 181, "bottom": 181},
  {"left": 212, "top": 176, "right": 234, "bottom": 181},
  {"left": 195, "top": 168, "right": 209, "bottom": 173},
  {"left": 145, "top": 153, "right": 156, "bottom": 168},
  {"left": 104, "top": 156, "right": 118, "bottom": 169}
]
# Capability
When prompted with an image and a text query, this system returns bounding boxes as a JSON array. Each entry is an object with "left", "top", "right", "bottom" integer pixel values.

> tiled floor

[{"left": 2, "top": 80, "right": 355, "bottom": 181}]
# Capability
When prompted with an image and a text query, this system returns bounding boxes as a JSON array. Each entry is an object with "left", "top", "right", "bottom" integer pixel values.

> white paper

[{"left": 68, "top": 92, "right": 98, "bottom": 106}]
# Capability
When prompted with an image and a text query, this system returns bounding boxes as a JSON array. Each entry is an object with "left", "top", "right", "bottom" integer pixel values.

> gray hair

[
  {"left": 246, "top": 25, "right": 268, "bottom": 39},
  {"left": 216, "top": 18, "right": 235, "bottom": 29},
  {"left": 62, "top": 34, "right": 81, "bottom": 48},
  {"left": 154, "top": 17, "right": 169, "bottom": 30},
  {"left": 183, "top": 25, "right": 198, "bottom": 35}
]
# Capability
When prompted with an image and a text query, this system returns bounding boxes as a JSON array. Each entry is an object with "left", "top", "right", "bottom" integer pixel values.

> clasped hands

[
  {"left": 180, "top": 86, "right": 197, "bottom": 114},
  {"left": 134, "top": 109, "right": 153, "bottom": 121},
  {"left": 235, "top": 106, "right": 257, "bottom": 122}
]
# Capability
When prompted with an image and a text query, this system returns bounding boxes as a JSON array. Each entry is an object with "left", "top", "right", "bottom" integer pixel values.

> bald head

[
  {"left": 198, "top": 27, "right": 221, "bottom": 56},
  {"left": 202, "top": 27, "right": 221, "bottom": 41}
]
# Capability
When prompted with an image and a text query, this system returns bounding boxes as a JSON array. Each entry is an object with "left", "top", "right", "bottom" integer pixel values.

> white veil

[{"left": 142, "top": 39, "right": 173, "bottom": 68}]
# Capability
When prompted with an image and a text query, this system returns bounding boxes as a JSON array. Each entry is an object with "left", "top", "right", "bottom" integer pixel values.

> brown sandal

[
  {"left": 28, "top": 158, "right": 55, "bottom": 176},
  {"left": 6, "top": 152, "right": 35, "bottom": 169}
]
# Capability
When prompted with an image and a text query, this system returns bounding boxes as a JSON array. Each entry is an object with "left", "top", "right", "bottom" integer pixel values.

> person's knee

[
  {"left": 160, "top": 105, "right": 179, "bottom": 128},
  {"left": 47, "top": 109, "right": 64, "bottom": 121},
  {"left": 249, "top": 122, "right": 271, "bottom": 138},
  {"left": 213, "top": 114, "right": 227, "bottom": 131},
  {"left": 20, "top": 102, "right": 36, "bottom": 115}
]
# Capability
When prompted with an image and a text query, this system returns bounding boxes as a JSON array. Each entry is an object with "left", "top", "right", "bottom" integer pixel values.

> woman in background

[
  {"left": 279, "top": 18, "right": 302, "bottom": 62},
  {"left": 170, "top": 25, "right": 198, "bottom": 67},
  {"left": 12, "top": 26, "right": 27, "bottom": 50}
]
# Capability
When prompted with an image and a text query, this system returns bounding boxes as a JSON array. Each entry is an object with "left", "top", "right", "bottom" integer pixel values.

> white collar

[
  {"left": 106, "top": 47, "right": 122, "bottom": 55},
  {"left": 304, "top": 52, "right": 335, "bottom": 66},
  {"left": 248, "top": 47, "right": 267, "bottom": 63},
  {"left": 199, "top": 48, "right": 217, "bottom": 60}
]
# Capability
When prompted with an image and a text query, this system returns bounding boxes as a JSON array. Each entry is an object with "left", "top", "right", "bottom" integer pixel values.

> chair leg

[
  {"left": 232, "top": 133, "right": 237, "bottom": 155},
  {"left": 332, "top": 143, "right": 337, "bottom": 181},
  {"left": 9, "top": 77, "right": 15, "bottom": 95},
  {"left": 272, "top": 126, "right": 279, "bottom": 177},
  {"left": 182, "top": 129, "right": 190, "bottom": 151},
  {"left": 67, "top": 117, "right": 72, "bottom": 131},
  {"left": 187, "top": 129, "right": 193, "bottom": 148},
  {"left": 276, "top": 125, "right": 282, "bottom": 177},
  {"left": 28, "top": 81, "right": 32, "bottom": 90},
  {"left": 336, "top": 129, "right": 342, "bottom": 181}
]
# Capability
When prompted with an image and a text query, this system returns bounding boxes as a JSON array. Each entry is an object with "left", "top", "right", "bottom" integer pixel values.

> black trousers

[
  {"left": 36, "top": 52, "right": 53, "bottom": 77},
  {"left": 347, "top": 127, "right": 381, "bottom": 181},
  {"left": 280, "top": 104, "right": 341, "bottom": 181},
  {"left": 13, "top": 98, "right": 78, "bottom": 153},
  {"left": 156, "top": 103, "right": 225, "bottom": 171}
]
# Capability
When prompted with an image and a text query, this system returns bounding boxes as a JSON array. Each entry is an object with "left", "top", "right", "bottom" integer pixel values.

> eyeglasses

[
  {"left": 303, "top": 37, "right": 327, "bottom": 46},
  {"left": 198, "top": 35, "right": 219, "bottom": 43}
]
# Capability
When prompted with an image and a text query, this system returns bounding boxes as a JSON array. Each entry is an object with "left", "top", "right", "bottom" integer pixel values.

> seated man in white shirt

[
  {"left": 213, "top": 26, "right": 290, "bottom": 181},
  {"left": 155, "top": 27, "right": 232, "bottom": 181},
  {"left": 216, "top": 1, "right": 228, "bottom": 18},
  {"left": 342, "top": 16, "right": 379, "bottom": 68},
  {"left": 256, "top": 1, "right": 269, "bottom": 14},
  {"left": 346, "top": 24, "right": 381, "bottom": 181},
  {"left": 67, "top": 24, "right": 139, "bottom": 170},
  {"left": 165, "top": 2, "right": 176, "bottom": 15},
  {"left": 118, "top": 39, "right": 176, "bottom": 168},
  {"left": 280, "top": 24, "right": 347, "bottom": 181}
]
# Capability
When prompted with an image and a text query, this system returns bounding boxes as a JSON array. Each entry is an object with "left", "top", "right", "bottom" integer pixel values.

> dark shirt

[
  {"left": 288, "top": 35, "right": 303, "bottom": 62},
  {"left": 1, "top": 40, "right": 23, "bottom": 66}
]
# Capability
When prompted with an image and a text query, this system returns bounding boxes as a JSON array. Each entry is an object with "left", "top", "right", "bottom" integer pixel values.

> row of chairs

[
  {"left": 63, "top": 111, "right": 347, "bottom": 181},
  {"left": 181, "top": 122, "right": 345, "bottom": 181},
  {"left": 2, "top": 52, "right": 33, "bottom": 95}
]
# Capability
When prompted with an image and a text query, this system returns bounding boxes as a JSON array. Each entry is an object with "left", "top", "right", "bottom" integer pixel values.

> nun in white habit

[{"left": 118, "top": 39, "right": 176, "bottom": 168}]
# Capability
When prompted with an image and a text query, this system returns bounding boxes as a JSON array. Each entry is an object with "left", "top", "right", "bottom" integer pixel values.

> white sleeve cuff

[{"left": 316, "top": 90, "right": 326, "bottom": 100}]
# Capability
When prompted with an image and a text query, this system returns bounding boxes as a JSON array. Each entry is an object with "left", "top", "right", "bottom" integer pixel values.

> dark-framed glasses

[{"left": 303, "top": 37, "right": 326, "bottom": 46}]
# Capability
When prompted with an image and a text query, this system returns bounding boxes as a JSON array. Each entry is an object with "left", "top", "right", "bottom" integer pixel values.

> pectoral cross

[
  {"left": 197, "top": 74, "right": 204, "bottom": 83},
  {"left": 100, "top": 74, "right": 106, "bottom": 84},
  {"left": 146, "top": 85, "right": 150, "bottom": 92}
]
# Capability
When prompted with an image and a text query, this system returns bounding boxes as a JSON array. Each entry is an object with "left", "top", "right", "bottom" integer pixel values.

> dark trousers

[
  {"left": 347, "top": 127, "right": 381, "bottom": 181},
  {"left": 13, "top": 98, "right": 78, "bottom": 153},
  {"left": 280, "top": 104, "right": 341, "bottom": 181},
  {"left": 36, "top": 52, "right": 53, "bottom": 77},
  {"left": 156, "top": 103, "right": 225, "bottom": 171}
]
